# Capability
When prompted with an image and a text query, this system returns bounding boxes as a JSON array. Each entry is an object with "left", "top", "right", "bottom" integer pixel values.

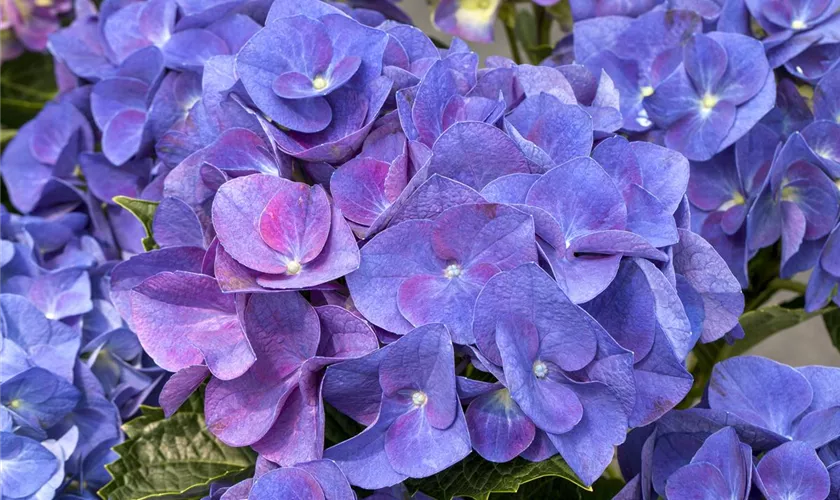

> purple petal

[
  {"left": 259, "top": 183, "right": 331, "bottom": 267},
  {"left": 205, "top": 292, "right": 319, "bottom": 446},
  {"left": 708, "top": 356, "right": 812, "bottom": 436},
  {"left": 249, "top": 468, "right": 325, "bottom": 500},
  {"left": 159, "top": 365, "right": 208, "bottom": 417},
  {"left": 129, "top": 271, "right": 254, "bottom": 379},
  {"left": 466, "top": 388, "right": 536, "bottom": 462},
  {"left": 755, "top": 441, "right": 830, "bottom": 500}
]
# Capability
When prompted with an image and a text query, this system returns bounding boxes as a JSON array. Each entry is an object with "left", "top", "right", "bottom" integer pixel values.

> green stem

[
  {"left": 503, "top": 22, "right": 523, "bottom": 64},
  {"left": 533, "top": 4, "right": 552, "bottom": 46},
  {"left": 745, "top": 278, "right": 807, "bottom": 311}
]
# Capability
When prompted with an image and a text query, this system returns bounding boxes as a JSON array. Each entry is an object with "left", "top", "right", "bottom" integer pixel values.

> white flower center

[
  {"left": 640, "top": 86, "right": 655, "bottom": 97},
  {"left": 532, "top": 360, "right": 548, "bottom": 379},
  {"left": 791, "top": 19, "right": 807, "bottom": 30},
  {"left": 444, "top": 263, "right": 462, "bottom": 279},
  {"left": 286, "top": 260, "right": 302, "bottom": 275},
  {"left": 412, "top": 391, "right": 428, "bottom": 407},
  {"left": 312, "top": 76, "right": 328, "bottom": 91}
]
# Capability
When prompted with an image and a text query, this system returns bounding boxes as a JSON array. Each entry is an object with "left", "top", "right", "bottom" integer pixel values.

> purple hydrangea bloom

[
  {"left": 617, "top": 356, "right": 840, "bottom": 498},
  {"left": 211, "top": 174, "right": 360, "bottom": 292},
  {"left": 0, "top": 0, "right": 71, "bottom": 60},
  {"left": 747, "top": 132, "right": 840, "bottom": 277},
  {"left": 237, "top": 8, "right": 387, "bottom": 133},
  {"left": 347, "top": 201, "right": 536, "bottom": 343},
  {"left": 815, "top": 67, "right": 840, "bottom": 124},
  {"left": 746, "top": 0, "right": 840, "bottom": 70},
  {"left": 204, "top": 293, "right": 376, "bottom": 464},
  {"left": 470, "top": 263, "right": 634, "bottom": 484},
  {"left": 664, "top": 427, "right": 752, "bottom": 499},
  {"left": 806, "top": 221, "right": 840, "bottom": 311},
  {"left": 644, "top": 32, "right": 776, "bottom": 161},
  {"left": 323, "top": 323, "right": 471, "bottom": 489}
]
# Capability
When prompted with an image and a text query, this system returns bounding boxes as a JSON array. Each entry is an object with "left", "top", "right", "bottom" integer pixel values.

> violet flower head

[
  {"left": 433, "top": 0, "right": 501, "bottom": 44},
  {"left": 470, "top": 263, "right": 633, "bottom": 485},
  {"left": 747, "top": 132, "right": 840, "bottom": 277},
  {"left": 347, "top": 201, "right": 536, "bottom": 343},
  {"left": 211, "top": 174, "right": 360, "bottom": 292},
  {"left": 617, "top": 356, "right": 840, "bottom": 499},
  {"left": 323, "top": 323, "right": 471, "bottom": 489},
  {"left": 806, "top": 221, "right": 840, "bottom": 312},
  {"left": 815, "top": 66, "right": 840, "bottom": 124},
  {"left": 236, "top": 7, "right": 388, "bottom": 133},
  {"left": 645, "top": 32, "right": 776, "bottom": 161},
  {"left": 1, "top": 0, "right": 71, "bottom": 60},
  {"left": 746, "top": 0, "right": 840, "bottom": 71}
]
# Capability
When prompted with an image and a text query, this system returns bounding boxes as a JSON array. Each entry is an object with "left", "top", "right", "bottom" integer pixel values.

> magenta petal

[
  {"left": 259, "top": 183, "right": 331, "bottom": 266},
  {"left": 129, "top": 271, "right": 254, "bottom": 380},
  {"left": 205, "top": 292, "right": 319, "bottom": 447},
  {"left": 213, "top": 173, "right": 292, "bottom": 274},
  {"left": 330, "top": 158, "right": 391, "bottom": 226}
]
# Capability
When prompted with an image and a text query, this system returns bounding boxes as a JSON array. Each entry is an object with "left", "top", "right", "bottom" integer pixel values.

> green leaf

[
  {"left": 0, "top": 51, "right": 57, "bottom": 128},
  {"left": 113, "top": 196, "right": 160, "bottom": 251},
  {"left": 494, "top": 476, "right": 624, "bottom": 499},
  {"left": 546, "top": 0, "right": 573, "bottom": 32},
  {"left": 99, "top": 393, "right": 255, "bottom": 500},
  {"left": 404, "top": 454, "right": 589, "bottom": 500},
  {"left": 823, "top": 308, "right": 840, "bottom": 354},
  {"left": 718, "top": 302, "right": 833, "bottom": 359}
]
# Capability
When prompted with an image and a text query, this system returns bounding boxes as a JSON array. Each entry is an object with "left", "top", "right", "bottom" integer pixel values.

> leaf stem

[{"left": 503, "top": 21, "right": 523, "bottom": 64}]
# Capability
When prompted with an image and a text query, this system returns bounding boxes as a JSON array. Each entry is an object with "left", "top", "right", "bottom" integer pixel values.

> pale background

[{"left": 401, "top": 1, "right": 840, "bottom": 367}]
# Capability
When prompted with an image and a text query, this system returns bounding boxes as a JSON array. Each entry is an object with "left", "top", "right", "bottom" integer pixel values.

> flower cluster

[
  {"left": 3, "top": 0, "right": 840, "bottom": 498},
  {"left": 617, "top": 356, "right": 840, "bottom": 500},
  {"left": 1, "top": 0, "right": 71, "bottom": 61},
  {"left": 0, "top": 206, "right": 161, "bottom": 498},
  {"left": 17, "top": 0, "right": 750, "bottom": 495}
]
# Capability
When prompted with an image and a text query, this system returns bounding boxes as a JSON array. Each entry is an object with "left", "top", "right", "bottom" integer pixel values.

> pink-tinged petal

[
  {"left": 110, "top": 246, "right": 206, "bottom": 323},
  {"left": 205, "top": 292, "right": 319, "bottom": 446},
  {"left": 259, "top": 183, "right": 331, "bottom": 266},
  {"left": 379, "top": 324, "right": 457, "bottom": 430},
  {"left": 331, "top": 158, "right": 391, "bottom": 226},
  {"left": 212, "top": 174, "right": 296, "bottom": 274},
  {"left": 432, "top": 203, "right": 537, "bottom": 272},
  {"left": 426, "top": 122, "right": 530, "bottom": 190},
  {"left": 383, "top": 403, "right": 471, "bottom": 478},
  {"left": 129, "top": 271, "right": 254, "bottom": 379},
  {"left": 396, "top": 264, "right": 497, "bottom": 345},
  {"left": 255, "top": 202, "right": 360, "bottom": 290},
  {"left": 249, "top": 468, "right": 325, "bottom": 500},
  {"left": 159, "top": 365, "right": 208, "bottom": 417},
  {"left": 346, "top": 220, "right": 443, "bottom": 335},
  {"left": 755, "top": 441, "right": 830, "bottom": 500},
  {"left": 466, "top": 389, "right": 536, "bottom": 463}
]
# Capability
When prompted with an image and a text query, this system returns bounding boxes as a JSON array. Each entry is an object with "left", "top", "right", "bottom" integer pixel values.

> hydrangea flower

[
  {"left": 433, "top": 0, "right": 501, "bottom": 44},
  {"left": 211, "top": 174, "right": 361, "bottom": 292},
  {"left": 644, "top": 32, "right": 776, "bottom": 161},
  {"left": 617, "top": 356, "right": 840, "bottom": 498},
  {"left": 747, "top": 132, "right": 840, "bottom": 277},
  {"left": 745, "top": 0, "right": 840, "bottom": 72},
  {"left": 0, "top": 0, "right": 71, "bottom": 60},
  {"left": 323, "top": 323, "right": 471, "bottom": 489}
]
